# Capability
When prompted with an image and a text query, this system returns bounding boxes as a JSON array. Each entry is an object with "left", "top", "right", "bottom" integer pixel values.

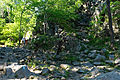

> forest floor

[{"left": 0, "top": 46, "right": 120, "bottom": 80}]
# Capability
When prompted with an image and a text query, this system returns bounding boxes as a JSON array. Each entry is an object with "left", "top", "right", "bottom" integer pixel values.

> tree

[{"left": 106, "top": 0, "right": 115, "bottom": 46}]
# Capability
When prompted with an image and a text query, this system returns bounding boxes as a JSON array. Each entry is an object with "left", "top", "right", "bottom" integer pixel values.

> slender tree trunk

[
  {"left": 19, "top": 11, "right": 23, "bottom": 47},
  {"left": 18, "top": 5, "right": 26, "bottom": 47},
  {"left": 44, "top": 14, "right": 46, "bottom": 34},
  {"left": 106, "top": 0, "right": 114, "bottom": 46}
]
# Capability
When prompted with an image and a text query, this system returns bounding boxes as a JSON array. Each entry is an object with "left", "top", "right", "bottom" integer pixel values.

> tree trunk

[
  {"left": 18, "top": 11, "right": 23, "bottom": 47},
  {"left": 106, "top": 0, "right": 114, "bottom": 46},
  {"left": 18, "top": 5, "right": 26, "bottom": 47}
]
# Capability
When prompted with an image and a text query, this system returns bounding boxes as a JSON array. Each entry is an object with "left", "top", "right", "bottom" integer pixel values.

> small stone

[
  {"left": 109, "top": 55, "right": 115, "bottom": 60},
  {"left": 88, "top": 53, "right": 96, "bottom": 58},
  {"left": 60, "top": 64, "right": 70, "bottom": 70},
  {"left": 94, "top": 62, "right": 102, "bottom": 66},
  {"left": 49, "top": 65, "right": 56, "bottom": 71},
  {"left": 82, "top": 62, "right": 93, "bottom": 67},
  {"left": 61, "top": 77, "right": 66, "bottom": 80},
  {"left": 72, "top": 61, "right": 80, "bottom": 66},
  {"left": 90, "top": 50, "right": 97, "bottom": 53},
  {"left": 84, "top": 49, "right": 89, "bottom": 53},
  {"left": 5, "top": 68, "right": 13, "bottom": 75},
  {"left": 101, "top": 48, "right": 107, "bottom": 53},
  {"left": 33, "top": 70, "right": 42, "bottom": 74},
  {"left": 77, "top": 69, "right": 84, "bottom": 73},
  {"left": 41, "top": 68, "right": 50, "bottom": 75},
  {"left": 115, "top": 58, "right": 120, "bottom": 64},
  {"left": 71, "top": 67, "right": 79, "bottom": 72},
  {"left": 91, "top": 67, "right": 100, "bottom": 77},
  {"left": 105, "top": 60, "right": 114, "bottom": 64},
  {"left": 116, "top": 64, "right": 120, "bottom": 67}
]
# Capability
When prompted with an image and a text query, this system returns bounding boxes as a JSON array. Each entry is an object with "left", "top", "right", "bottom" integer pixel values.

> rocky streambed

[{"left": 0, "top": 47, "right": 120, "bottom": 80}]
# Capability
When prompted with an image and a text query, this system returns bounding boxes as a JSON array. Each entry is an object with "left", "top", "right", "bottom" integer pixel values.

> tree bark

[
  {"left": 18, "top": 5, "right": 26, "bottom": 47},
  {"left": 106, "top": 0, "right": 114, "bottom": 46},
  {"left": 18, "top": 11, "right": 23, "bottom": 47}
]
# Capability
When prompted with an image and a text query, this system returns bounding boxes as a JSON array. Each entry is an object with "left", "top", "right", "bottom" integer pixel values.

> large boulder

[
  {"left": 93, "top": 70, "right": 120, "bottom": 80},
  {"left": 5, "top": 63, "right": 32, "bottom": 78}
]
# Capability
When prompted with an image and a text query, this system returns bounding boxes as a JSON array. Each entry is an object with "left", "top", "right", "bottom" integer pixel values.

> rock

[
  {"left": 14, "top": 65, "right": 31, "bottom": 78},
  {"left": 80, "top": 53, "right": 86, "bottom": 57},
  {"left": 77, "top": 69, "right": 84, "bottom": 73},
  {"left": 5, "top": 64, "right": 31, "bottom": 78},
  {"left": 115, "top": 58, "right": 120, "bottom": 64},
  {"left": 101, "top": 48, "right": 107, "bottom": 53},
  {"left": 61, "top": 77, "right": 66, "bottom": 80},
  {"left": 94, "top": 70, "right": 120, "bottom": 80},
  {"left": 72, "top": 61, "right": 80, "bottom": 66},
  {"left": 105, "top": 60, "right": 114, "bottom": 64},
  {"left": 91, "top": 67, "right": 100, "bottom": 77},
  {"left": 88, "top": 53, "right": 96, "bottom": 58},
  {"left": 33, "top": 70, "right": 42, "bottom": 74},
  {"left": 76, "top": 44, "right": 82, "bottom": 51},
  {"left": 90, "top": 50, "right": 97, "bottom": 54},
  {"left": 116, "top": 64, "right": 120, "bottom": 67},
  {"left": 84, "top": 49, "right": 89, "bottom": 54},
  {"left": 94, "top": 54, "right": 106, "bottom": 61},
  {"left": 71, "top": 67, "right": 79, "bottom": 72},
  {"left": 82, "top": 62, "right": 93, "bottom": 67},
  {"left": 94, "top": 62, "right": 102, "bottom": 66},
  {"left": 5, "top": 68, "right": 13, "bottom": 76},
  {"left": 49, "top": 65, "right": 56, "bottom": 71},
  {"left": 109, "top": 55, "right": 115, "bottom": 60},
  {"left": 60, "top": 64, "right": 70, "bottom": 70},
  {"left": 41, "top": 68, "right": 50, "bottom": 75},
  {"left": 75, "top": 52, "right": 80, "bottom": 55}
]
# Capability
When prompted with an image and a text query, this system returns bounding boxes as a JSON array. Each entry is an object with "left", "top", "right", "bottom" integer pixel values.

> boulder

[
  {"left": 5, "top": 64, "right": 31, "bottom": 78},
  {"left": 93, "top": 71, "right": 120, "bottom": 80},
  {"left": 94, "top": 54, "right": 106, "bottom": 61}
]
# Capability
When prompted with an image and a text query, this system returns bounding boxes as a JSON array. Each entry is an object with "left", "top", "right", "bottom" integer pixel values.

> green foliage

[
  {"left": 111, "top": 1, "right": 120, "bottom": 25},
  {"left": 31, "top": 35, "right": 58, "bottom": 50}
]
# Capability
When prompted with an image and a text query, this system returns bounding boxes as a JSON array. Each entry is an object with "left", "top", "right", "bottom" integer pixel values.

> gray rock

[
  {"left": 94, "top": 62, "right": 102, "bottom": 66},
  {"left": 41, "top": 68, "right": 50, "bottom": 75},
  {"left": 84, "top": 49, "right": 89, "bottom": 53},
  {"left": 91, "top": 67, "right": 100, "bottom": 77},
  {"left": 5, "top": 68, "right": 13, "bottom": 76},
  {"left": 76, "top": 44, "right": 82, "bottom": 51},
  {"left": 60, "top": 64, "right": 70, "bottom": 70},
  {"left": 109, "top": 55, "right": 115, "bottom": 60},
  {"left": 14, "top": 65, "right": 31, "bottom": 78},
  {"left": 88, "top": 53, "right": 96, "bottom": 58},
  {"left": 82, "top": 62, "right": 93, "bottom": 67},
  {"left": 5, "top": 64, "right": 31, "bottom": 78},
  {"left": 94, "top": 71, "right": 120, "bottom": 80},
  {"left": 77, "top": 69, "right": 84, "bottom": 73},
  {"left": 105, "top": 60, "right": 114, "bottom": 64},
  {"left": 90, "top": 50, "right": 97, "bottom": 54},
  {"left": 115, "top": 58, "right": 120, "bottom": 64},
  {"left": 94, "top": 54, "right": 106, "bottom": 61},
  {"left": 80, "top": 53, "right": 87, "bottom": 57},
  {"left": 116, "top": 64, "right": 120, "bottom": 67},
  {"left": 72, "top": 61, "right": 80, "bottom": 66},
  {"left": 101, "top": 48, "right": 107, "bottom": 53}
]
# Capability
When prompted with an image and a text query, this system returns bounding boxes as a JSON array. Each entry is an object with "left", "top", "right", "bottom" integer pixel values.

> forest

[{"left": 0, "top": 0, "right": 120, "bottom": 80}]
